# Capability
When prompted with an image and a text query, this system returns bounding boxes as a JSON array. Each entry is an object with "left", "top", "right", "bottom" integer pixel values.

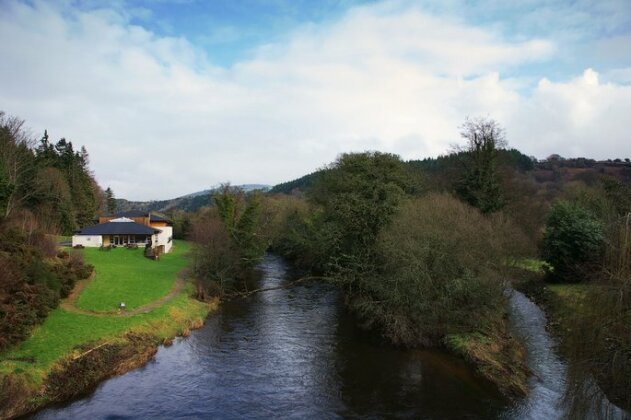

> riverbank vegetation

[
  {"left": 517, "top": 179, "right": 631, "bottom": 413},
  {"left": 190, "top": 185, "right": 268, "bottom": 299},
  {"left": 266, "top": 147, "right": 533, "bottom": 395},
  {"left": 0, "top": 241, "right": 215, "bottom": 418},
  {"left": 185, "top": 117, "right": 631, "bottom": 403}
]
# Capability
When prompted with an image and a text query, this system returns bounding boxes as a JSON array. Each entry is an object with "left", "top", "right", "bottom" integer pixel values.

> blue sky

[
  {"left": 122, "top": 0, "right": 631, "bottom": 81},
  {"left": 1, "top": 0, "right": 630, "bottom": 199}
]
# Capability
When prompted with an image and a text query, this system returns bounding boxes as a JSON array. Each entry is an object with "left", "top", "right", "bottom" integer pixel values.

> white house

[{"left": 72, "top": 211, "right": 173, "bottom": 254}]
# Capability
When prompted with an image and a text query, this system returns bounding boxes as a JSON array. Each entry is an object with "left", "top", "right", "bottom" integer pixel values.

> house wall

[
  {"left": 72, "top": 235, "right": 103, "bottom": 247},
  {"left": 153, "top": 226, "right": 173, "bottom": 253}
]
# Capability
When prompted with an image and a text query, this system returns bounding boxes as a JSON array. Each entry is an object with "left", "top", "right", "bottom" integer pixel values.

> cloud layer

[{"left": 0, "top": 0, "right": 629, "bottom": 200}]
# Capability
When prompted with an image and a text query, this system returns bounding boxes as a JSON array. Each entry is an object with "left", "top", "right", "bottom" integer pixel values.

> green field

[
  {"left": 76, "top": 241, "right": 191, "bottom": 312},
  {"left": 1, "top": 289, "right": 208, "bottom": 375},
  {"left": 0, "top": 240, "right": 215, "bottom": 389}
]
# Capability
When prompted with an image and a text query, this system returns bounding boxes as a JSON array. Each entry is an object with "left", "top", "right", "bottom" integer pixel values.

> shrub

[
  {"left": 350, "top": 193, "right": 532, "bottom": 346},
  {"left": 542, "top": 200, "right": 604, "bottom": 282}
]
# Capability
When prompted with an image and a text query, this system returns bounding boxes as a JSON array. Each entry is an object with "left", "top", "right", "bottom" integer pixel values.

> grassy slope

[
  {"left": 0, "top": 241, "right": 213, "bottom": 388},
  {"left": 76, "top": 242, "right": 191, "bottom": 311}
]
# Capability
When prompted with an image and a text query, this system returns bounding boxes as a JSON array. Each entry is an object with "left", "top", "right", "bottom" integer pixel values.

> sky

[{"left": 0, "top": 0, "right": 630, "bottom": 200}]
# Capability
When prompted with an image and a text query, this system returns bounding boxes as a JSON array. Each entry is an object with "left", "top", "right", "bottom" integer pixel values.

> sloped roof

[
  {"left": 114, "top": 210, "right": 171, "bottom": 223},
  {"left": 76, "top": 221, "right": 161, "bottom": 236}
]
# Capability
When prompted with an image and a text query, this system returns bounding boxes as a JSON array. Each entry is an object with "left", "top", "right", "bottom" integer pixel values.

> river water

[{"left": 35, "top": 255, "right": 577, "bottom": 419}]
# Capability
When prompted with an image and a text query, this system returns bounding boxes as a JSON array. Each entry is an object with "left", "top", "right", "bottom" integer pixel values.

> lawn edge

[{"left": 0, "top": 293, "right": 219, "bottom": 420}]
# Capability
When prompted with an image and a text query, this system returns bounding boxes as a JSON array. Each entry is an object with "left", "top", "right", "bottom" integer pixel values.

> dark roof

[
  {"left": 149, "top": 213, "right": 170, "bottom": 222},
  {"left": 115, "top": 210, "right": 148, "bottom": 218},
  {"left": 114, "top": 210, "right": 171, "bottom": 223},
  {"left": 76, "top": 221, "right": 161, "bottom": 236}
]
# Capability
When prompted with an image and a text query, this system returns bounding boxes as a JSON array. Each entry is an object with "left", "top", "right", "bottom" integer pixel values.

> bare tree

[
  {"left": 456, "top": 117, "right": 507, "bottom": 213},
  {"left": 0, "top": 112, "right": 36, "bottom": 218}
]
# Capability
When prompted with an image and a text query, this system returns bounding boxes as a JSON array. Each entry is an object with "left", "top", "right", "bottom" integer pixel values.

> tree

[
  {"left": 309, "top": 151, "right": 419, "bottom": 277},
  {"left": 105, "top": 187, "right": 116, "bottom": 214},
  {"left": 213, "top": 184, "right": 266, "bottom": 270},
  {"left": 543, "top": 200, "right": 604, "bottom": 282},
  {"left": 0, "top": 113, "right": 36, "bottom": 218},
  {"left": 456, "top": 117, "right": 507, "bottom": 213},
  {"left": 191, "top": 185, "right": 267, "bottom": 297}
]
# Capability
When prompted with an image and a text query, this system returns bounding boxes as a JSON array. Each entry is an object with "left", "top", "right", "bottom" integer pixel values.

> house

[{"left": 72, "top": 211, "right": 174, "bottom": 254}]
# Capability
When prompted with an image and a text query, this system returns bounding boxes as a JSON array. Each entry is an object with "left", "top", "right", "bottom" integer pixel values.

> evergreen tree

[{"left": 105, "top": 187, "right": 117, "bottom": 214}]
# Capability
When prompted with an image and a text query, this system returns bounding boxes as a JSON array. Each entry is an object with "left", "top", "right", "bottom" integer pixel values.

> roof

[
  {"left": 115, "top": 210, "right": 149, "bottom": 218},
  {"left": 114, "top": 210, "right": 171, "bottom": 223},
  {"left": 76, "top": 221, "right": 161, "bottom": 236}
]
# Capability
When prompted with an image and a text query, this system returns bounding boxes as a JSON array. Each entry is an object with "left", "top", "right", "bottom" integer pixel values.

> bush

[
  {"left": 0, "top": 222, "right": 93, "bottom": 351},
  {"left": 542, "top": 200, "right": 604, "bottom": 282},
  {"left": 350, "top": 193, "right": 532, "bottom": 346}
]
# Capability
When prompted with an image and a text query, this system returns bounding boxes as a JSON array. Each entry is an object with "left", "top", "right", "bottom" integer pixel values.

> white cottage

[{"left": 72, "top": 211, "right": 174, "bottom": 253}]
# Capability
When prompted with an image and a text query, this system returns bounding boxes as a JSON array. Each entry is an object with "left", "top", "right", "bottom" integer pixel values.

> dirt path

[{"left": 61, "top": 272, "right": 188, "bottom": 317}]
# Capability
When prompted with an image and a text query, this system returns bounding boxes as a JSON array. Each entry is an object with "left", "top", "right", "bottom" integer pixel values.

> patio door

[{"left": 113, "top": 235, "right": 120, "bottom": 245}]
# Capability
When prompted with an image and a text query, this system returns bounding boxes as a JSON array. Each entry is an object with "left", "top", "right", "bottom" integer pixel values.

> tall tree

[
  {"left": 0, "top": 113, "right": 36, "bottom": 217},
  {"left": 456, "top": 117, "right": 507, "bottom": 214},
  {"left": 309, "top": 152, "right": 418, "bottom": 276},
  {"left": 105, "top": 187, "right": 116, "bottom": 214}
]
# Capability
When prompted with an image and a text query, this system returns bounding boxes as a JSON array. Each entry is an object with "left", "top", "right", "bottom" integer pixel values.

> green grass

[
  {"left": 0, "top": 239, "right": 218, "bottom": 416},
  {"left": 76, "top": 241, "right": 191, "bottom": 311},
  {"left": 511, "top": 258, "right": 552, "bottom": 274},
  {"left": 547, "top": 283, "right": 588, "bottom": 305},
  {"left": 0, "top": 287, "right": 209, "bottom": 378}
]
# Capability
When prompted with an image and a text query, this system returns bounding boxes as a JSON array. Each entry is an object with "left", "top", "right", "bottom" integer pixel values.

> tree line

[{"left": 0, "top": 112, "right": 95, "bottom": 351}]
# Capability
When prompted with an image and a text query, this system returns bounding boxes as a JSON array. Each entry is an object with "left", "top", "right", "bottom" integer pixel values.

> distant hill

[
  {"left": 268, "top": 172, "right": 324, "bottom": 195},
  {"left": 269, "top": 150, "right": 631, "bottom": 195},
  {"left": 116, "top": 184, "right": 270, "bottom": 213}
]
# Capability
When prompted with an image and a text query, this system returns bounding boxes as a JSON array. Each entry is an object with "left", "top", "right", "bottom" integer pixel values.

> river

[{"left": 34, "top": 255, "right": 580, "bottom": 419}]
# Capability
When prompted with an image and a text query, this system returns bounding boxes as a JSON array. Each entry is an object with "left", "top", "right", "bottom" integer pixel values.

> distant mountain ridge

[{"left": 116, "top": 184, "right": 270, "bottom": 213}]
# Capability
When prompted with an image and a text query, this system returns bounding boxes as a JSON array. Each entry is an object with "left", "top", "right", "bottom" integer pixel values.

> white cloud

[
  {"left": 0, "top": 0, "right": 629, "bottom": 200},
  {"left": 508, "top": 69, "right": 631, "bottom": 158}
]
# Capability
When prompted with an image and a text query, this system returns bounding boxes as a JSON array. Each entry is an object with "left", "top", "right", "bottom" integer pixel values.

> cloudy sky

[{"left": 1, "top": 0, "right": 630, "bottom": 200}]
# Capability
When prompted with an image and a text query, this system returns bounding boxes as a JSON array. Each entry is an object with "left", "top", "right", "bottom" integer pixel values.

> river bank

[
  {"left": 0, "top": 287, "right": 217, "bottom": 419},
  {"left": 32, "top": 254, "right": 517, "bottom": 419},
  {"left": 0, "top": 242, "right": 218, "bottom": 419}
]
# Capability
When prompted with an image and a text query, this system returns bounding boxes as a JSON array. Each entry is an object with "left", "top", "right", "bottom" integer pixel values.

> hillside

[
  {"left": 115, "top": 184, "right": 270, "bottom": 213},
  {"left": 269, "top": 151, "right": 631, "bottom": 195}
]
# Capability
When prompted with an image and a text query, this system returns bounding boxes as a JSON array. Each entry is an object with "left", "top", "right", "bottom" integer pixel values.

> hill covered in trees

[{"left": 114, "top": 184, "right": 270, "bottom": 214}]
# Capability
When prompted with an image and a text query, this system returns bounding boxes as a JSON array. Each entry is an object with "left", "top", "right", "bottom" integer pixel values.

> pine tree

[{"left": 105, "top": 187, "right": 117, "bottom": 214}]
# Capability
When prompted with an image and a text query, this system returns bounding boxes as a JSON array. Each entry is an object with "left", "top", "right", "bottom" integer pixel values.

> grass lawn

[
  {"left": 0, "top": 287, "right": 211, "bottom": 383},
  {"left": 0, "top": 240, "right": 216, "bottom": 390},
  {"left": 76, "top": 241, "right": 191, "bottom": 312}
]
